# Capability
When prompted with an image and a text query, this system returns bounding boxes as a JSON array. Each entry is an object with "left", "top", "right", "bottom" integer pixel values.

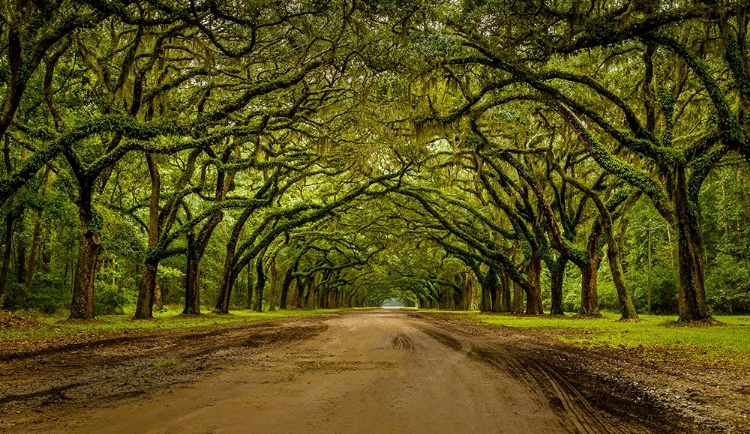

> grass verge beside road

[
  {"left": 446, "top": 311, "right": 750, "bottom": 369},
  {"left": 0, "top": 307, "right": 342, "bottom": 355}
]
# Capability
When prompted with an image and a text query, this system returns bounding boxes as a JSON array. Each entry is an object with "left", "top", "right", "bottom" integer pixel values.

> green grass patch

[
  {"left": 446, "top": 311, "right": 750, "bottom": 368},
  {"left": 153, "top": 358, "right": 183, "bottom": 369},
  {"left": 0, "top": 306, "right": 342, "bottom": 344}
]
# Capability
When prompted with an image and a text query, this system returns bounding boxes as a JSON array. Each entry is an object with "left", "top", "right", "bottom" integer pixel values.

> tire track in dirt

[
  {"left": 0, "top": 317, "right": 328, "bottom": 415},
  {"left": 408, "top": 311, "right": 728, "bottom": 433},
  {"left": 417, "top": 327, "right": 463, "bottom": 352},
  {"left": 391, "top": 333, "right": 414, "bottom": 351},
  {"left": 471, "top": 346, "right": 620, "bottom": 434},
  {"left": 0, "top": 383, "right": 83, "bottom": 406},
  {"left": 0, "top": 327, "right": 231, "bottom": 362},
  {"left": 54, "top": 310, "right": 580, "bottom": 434},
  {"left": 414, "top": 321, "right": 641, "bottom": 434},
  {"left": 3, "top": 310, "right": 732, "bottom": 434}
]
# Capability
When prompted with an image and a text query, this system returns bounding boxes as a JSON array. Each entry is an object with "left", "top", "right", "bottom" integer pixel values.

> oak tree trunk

[
  {"left": 246, "top": 265, "right": 253, "bottom": 310},
  {"left": 491, "top": 270, "right": 503, "bottom": 313},
  {"left": 134, "top": 152, "right": 161, "bottom": 319},
  {"left": 15, "top": 229, "right": 26, "bottom": 284},
  {"left": 69, "top": 186, "right": 101, "bottom": 320},
  {"left": 70, "top": 232, "right": 101, "bottom": 319},
  {"left": 134, "top": 260, "right": 159, "bottom": 319},
  {"left": 0, "top": 212, "right": 13, "bottom": 301},
  {"left": 295, "top": 277, "right": 305, "bottom": 308},
  {"left": 154, "top": 280, "right": 163, "bottom": 312},
  {"left": 579, "top": 259, "right": 601, "bottom": 317},
  {"left": 214, "top": 269, "right": 234, "bottom": 314},
  {"left": 305, "top": 274, "right": 316, "bottom": 309},
  {"left": 512, "top": 280, "right": 524, "bottom": 314},
  {"left": 673, "top": 170, "right": 711, "bottom": 321},
  {"left": 549, "top": 256, "right": 567, "bottom": 316},
  {"left": 481, "top": 269, "right": 495, "bottom": 312},
  {"left": 183, "top": 233, "right": 201, "bottom": 315},
  {"left": 23, "top": 209, "right": 42, "bottom": 296},
  {"left": 253, "top": 254, "right": 265, "bottom": 312},
  {"left": 214, "top": 243, "right": 242, "bottom": 314},
  {"left": 526, "top": 251, "right": 543, "bottom": 315},
  {"left": 183, "top": 164, "right": 233, "bottom": 315},
  {"left": 593, "top": 191, "right": 640, "bottom": 320},
  {"left": 604, "top": 229, "right": 638, "bottom": 319},
  {"left": 268, "top": 258, "right": 277, "bottom": 311},
  {"left": 581, "top": 225, "right": 602, "bottom": 316},
  {"left": 499, "top": 266, "right": 511, "bottom": 312},
  {"left": 279, "top": 266, "right": 295, "bottom": 310}
]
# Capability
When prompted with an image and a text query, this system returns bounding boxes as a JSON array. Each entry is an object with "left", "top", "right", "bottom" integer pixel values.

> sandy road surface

[
  {"left": 79, "top": 310, "right": 587, "bottom": 434},
  {"left": 0, "top": 310, "right": 729, "bottom": 433}
]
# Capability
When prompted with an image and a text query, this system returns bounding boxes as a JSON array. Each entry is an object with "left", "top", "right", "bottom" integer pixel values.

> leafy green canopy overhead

[{"left": 0, "top": 0, "right": 747, "bottom": 318}]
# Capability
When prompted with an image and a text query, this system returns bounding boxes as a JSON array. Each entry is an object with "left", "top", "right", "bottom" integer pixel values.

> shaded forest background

[{"left": 0, "top": 0, "right": 748, "bottom": 321}]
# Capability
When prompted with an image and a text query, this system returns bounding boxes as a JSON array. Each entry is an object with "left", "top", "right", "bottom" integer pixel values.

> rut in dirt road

[{"left": 0, "top": 310, "right": 676, "bottom": 434}]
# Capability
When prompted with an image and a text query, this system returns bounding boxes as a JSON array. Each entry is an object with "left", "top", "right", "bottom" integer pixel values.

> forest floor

[{"left": 0, "top": 309, "right": 748, "bottom": 433}]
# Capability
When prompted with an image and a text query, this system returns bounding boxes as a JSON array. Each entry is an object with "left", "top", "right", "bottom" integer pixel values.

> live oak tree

[
  {"left": 1, "top": 0, "right": 748, "bottom": 322},
  {"left": 422, "top": 0, "right": 750, "bottom": 322}
]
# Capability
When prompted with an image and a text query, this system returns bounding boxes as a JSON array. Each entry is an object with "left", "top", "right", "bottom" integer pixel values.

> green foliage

[
  {"left": 0, "top": 0, "right": 747, "bottom": 322},
  {"left": 27, "top": 276, "right": 71, "bottom": 315},
  {"left": 94, "top": 282, "right": 131, "bottom": 316},
  {"left": 2, "top": 282, "right": 26, "bottom": 311},
  {"left": 706, "top": 254, "right": 750, "bottom": 314}
]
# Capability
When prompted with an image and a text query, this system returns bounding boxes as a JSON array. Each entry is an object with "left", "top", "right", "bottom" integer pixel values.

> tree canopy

[{"left": 0, "top": 0, "right": 748, "bottom": 322}]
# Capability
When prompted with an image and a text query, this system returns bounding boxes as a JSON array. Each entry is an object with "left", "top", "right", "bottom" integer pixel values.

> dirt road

[{"left": 0, "top": 310, "right": 740, "bottom": 433}]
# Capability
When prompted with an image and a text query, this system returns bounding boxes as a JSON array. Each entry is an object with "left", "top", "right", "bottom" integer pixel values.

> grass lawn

[
  {"left": 0, "top": 306, "right": 342, "bottom": 345},
  {"left": 446, "top": 311, "right": 750, "bottom": 368}
]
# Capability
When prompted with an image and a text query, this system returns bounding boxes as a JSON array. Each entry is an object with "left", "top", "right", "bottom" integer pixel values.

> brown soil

[
  {"left": 0, "top": 310, "right": 746, "bottom": 433},
  {"left": 0, "top": 312, "right": 44, "bottom": 329}
]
